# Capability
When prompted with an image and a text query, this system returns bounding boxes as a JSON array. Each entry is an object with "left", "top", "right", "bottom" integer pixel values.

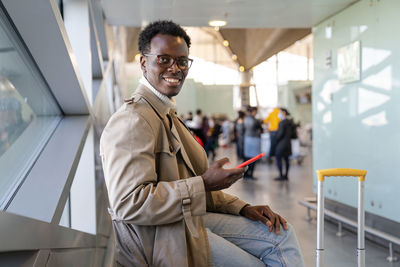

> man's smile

[{"left": 163, "top": 76, "right": 181, "bottom": 86}]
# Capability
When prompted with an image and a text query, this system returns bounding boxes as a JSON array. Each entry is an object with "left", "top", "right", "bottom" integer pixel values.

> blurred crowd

[{"left": 181, "top": 106, "right": 312, "bottom": 181}]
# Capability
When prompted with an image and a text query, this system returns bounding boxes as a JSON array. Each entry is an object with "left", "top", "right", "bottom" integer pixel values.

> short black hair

[
  {"left": 247, "top": 106, "right": 257, "bottom": 113},
  {"left": 280, "top": 108, "right": 290, "bottom": 116},
  {"left": 138, "top": 20, "right": 191, "bottom": 54}
]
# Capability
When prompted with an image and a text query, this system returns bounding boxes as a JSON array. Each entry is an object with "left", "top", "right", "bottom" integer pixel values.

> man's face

[{"left": 140, "top": 33, "right": 189, "bottom": 98}]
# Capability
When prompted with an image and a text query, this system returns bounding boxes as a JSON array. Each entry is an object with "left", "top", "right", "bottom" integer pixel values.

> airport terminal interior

[{"left": 0, "top": 0, "right": 399, "bottom": 266}]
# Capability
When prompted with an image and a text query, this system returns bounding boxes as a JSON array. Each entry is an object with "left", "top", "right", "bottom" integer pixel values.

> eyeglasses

[{"left": 144, "top": 54, "right": 193, "bottom": 71}]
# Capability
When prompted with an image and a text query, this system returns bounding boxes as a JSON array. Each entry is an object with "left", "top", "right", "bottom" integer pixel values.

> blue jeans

[{"left": 203, "top": 212, "right": 305, "bottom": 267}]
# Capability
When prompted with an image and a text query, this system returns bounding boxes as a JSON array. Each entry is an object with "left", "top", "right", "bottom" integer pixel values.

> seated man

[{"left": 100, "top": 20, "right": 304, "bottom": 267}]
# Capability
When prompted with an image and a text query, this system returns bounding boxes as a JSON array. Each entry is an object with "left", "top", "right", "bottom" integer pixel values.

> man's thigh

[
  {"left": 203, "top": 213, "right": 288, "bottom": 261},
  {"left": 206, "top": 229, "right": 265, "bottom": 267},
  {"left": 203, "top": 212, "right": 297, "bottom": 267},
  {"left": 203, "top": 212, "right": 288, "bottom": 248}
]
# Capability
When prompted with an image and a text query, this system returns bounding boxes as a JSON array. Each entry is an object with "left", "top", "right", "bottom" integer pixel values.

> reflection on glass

[
  {"left": 0, "top": 9, "right": 61, "bottom": 209},
  {"left": 362, "top": 47, "right": 391, "bottom": 72},
  {"left": 359, "top": 25, "right": 368, "bottom": 33},
  {"left": 361, "top": 111, "right": 388, "bottom": 127},
  {"left": 358, "top": 87, "right": 389, "bottom": 115},
  {"left": 319, "top": 79, "right": 340, "bottom": 104},
  {"left": 322, "top": 111, "right": 332, "bottom": 124},
  {"left": 0, "top": 75, "right": 34, "bottom": 156},
  {"left": 363, "top": 65, "right": 392, "bottom": 91}
]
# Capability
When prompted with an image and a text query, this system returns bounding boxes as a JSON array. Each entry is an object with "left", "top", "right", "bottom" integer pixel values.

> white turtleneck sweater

[{"left": 139, "top": 76, "right": 176, "bottom": 111}]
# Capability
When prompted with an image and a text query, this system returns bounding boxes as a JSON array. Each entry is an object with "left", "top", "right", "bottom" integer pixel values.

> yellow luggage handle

[
  {"left": 316, "top": 168, "right": 367, "bottom": 267},
  {"left": 317, "top": 168, "right": 367, "bottom": 181}
]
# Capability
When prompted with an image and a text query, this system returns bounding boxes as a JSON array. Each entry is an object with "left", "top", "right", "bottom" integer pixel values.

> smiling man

[{"left": 100, "top": 21, "right": 304, "bottom": 267}]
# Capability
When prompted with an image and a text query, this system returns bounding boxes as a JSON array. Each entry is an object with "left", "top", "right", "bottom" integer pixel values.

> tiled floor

[{"left": 215, "top": 145, "right": 400, "bottom": 267}]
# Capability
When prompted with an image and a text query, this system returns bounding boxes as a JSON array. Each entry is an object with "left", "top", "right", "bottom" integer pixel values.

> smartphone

[{"left": 235, "top": 153, "right": 265, "bottom": 168}]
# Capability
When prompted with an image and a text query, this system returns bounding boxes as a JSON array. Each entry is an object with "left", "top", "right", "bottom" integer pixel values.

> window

[{"left": 0, "top": 7, "right": 62, "bottom": 208}]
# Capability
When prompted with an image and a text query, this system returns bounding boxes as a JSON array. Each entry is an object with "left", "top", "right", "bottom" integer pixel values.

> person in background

[
  {"left": 206, "top": 116, "right": 221, "bottom": 161},
  {"left": 263, "top": 107, "right": 281, "bottom": 163},
  {"left": 274, "top": 108, "right": 293, "bottom": 181},
  {"left": 192, "top": 109, "right": 202, "bottom": 129},
  {"left": 221, "top": 117, "right": 232, "bottom": 148},
  {"left": 243, "top": 106, "right": 262, "bottom": 179},
  {"left": 184, "top": 111, "right": 193, "bottom": 126},
  {"left": 201, "top": 115, "right": 209, "bottom": 148},
  {"left": 192, "top": 109, "right": 206, "bottom": 146},
  {"left": 100, "top": 20, "right": 304, "bottom": 267},
  {"left": 234, "top": 110, "right": 245, "bottom": 161}
]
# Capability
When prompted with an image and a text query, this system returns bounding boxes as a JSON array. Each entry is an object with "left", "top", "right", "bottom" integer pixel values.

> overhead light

[
  {"left": 232, "top": 54, "right": 238, "bottom": 61},
  {"left": 223, "top": 40, "right": 229, "bottom": 47},
  {"left": 209, "top": 20, "right": 227, "bottom": 27},
  {"left": 239, "top": 66, "right": 245, "bottom": 72}
]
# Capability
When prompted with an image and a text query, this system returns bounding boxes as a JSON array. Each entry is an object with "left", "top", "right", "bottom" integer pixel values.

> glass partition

[{"left": 0, "top": 7, "right": 62, "bottom": 208}]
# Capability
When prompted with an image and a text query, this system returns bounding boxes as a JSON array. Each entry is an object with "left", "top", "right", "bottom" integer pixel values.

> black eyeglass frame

[{"left": 143, "top": 54, "right": 193, "bottom": 70}]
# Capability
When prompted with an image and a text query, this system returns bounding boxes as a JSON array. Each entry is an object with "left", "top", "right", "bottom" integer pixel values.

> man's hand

[
  {"left": 240, "top": 205, "right": 288, "bottom": 235},
  {"left": 201, "top": 158, "right": 245, "bottom": 191}
]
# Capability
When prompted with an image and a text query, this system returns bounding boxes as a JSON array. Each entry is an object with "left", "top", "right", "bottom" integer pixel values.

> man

[
  {"left": 274, "top": 108, "right": 294, "bottom": 181},
  {"left": 100, "top": 20, "right": 304, "bottom": 267},
  {"left": 243, "top": 106, "right": 262, "bottom": 179},
  {"left": 184, "top": 111, "right": 193, "bottom": 126}
]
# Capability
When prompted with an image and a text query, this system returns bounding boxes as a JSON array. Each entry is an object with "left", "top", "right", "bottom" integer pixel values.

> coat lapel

[
  {"left": 169, "top": 112, "right": 197, "bottom": 176},
  {"left": 131, "top": 85, "right": 197, "bottom": 176}
]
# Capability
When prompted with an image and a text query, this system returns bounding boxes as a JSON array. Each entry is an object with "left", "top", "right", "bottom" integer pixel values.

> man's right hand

[{"left": 201, "top": 158, "right": 245, "bottom": 191}]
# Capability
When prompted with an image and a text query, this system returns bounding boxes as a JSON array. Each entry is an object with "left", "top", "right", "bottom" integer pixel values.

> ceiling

[
  {"left": 100, "top": 0, "right": 358, "bottom": 70},
  {"left": 100, "top": 0, "right": 358, "bottom": 28},
  {"left": 218, "top": 28, "right": 311, "bottom": 69}
]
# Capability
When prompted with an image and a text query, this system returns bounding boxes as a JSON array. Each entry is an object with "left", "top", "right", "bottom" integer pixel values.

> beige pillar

[{"left": 239, "top": 70, "right": 253, "bottom": 108}]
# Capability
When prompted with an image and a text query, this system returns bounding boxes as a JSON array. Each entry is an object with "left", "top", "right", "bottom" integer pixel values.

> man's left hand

[{"left": 240, "top": 205, "right": 288, "bottom": 235}]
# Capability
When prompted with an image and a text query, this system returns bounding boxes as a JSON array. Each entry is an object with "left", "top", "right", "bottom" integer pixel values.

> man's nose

[{"left": 167, "top": 60, "right": 181, "bottom": 72}]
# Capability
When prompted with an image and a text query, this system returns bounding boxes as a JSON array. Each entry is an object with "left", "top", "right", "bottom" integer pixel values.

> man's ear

[{"left": 140, "top": 55, "right": 146, "bottom": 75}]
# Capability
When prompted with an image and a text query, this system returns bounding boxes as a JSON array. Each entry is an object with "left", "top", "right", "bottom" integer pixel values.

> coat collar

[{"left": 133, "top": 84, "right": 170, "bottom": 117}]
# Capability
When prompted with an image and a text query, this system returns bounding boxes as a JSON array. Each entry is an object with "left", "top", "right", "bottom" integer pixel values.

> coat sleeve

[
  {"left": 100, "top": 109, "right": 206, "bottom": 225},
  {"left": 207, "top": 190, "right": 248, "bottom": 215}
]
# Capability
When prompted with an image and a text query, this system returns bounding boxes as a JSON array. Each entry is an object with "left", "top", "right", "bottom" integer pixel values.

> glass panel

[
  {"left": 0, "top": 7, "right": 62, "bottom": 208},
  {"left": 70, "top": 127, "right": 96, "bottom": 235},
  {"left": 312, "top": 0, "right": 400, "bottom": 222}
]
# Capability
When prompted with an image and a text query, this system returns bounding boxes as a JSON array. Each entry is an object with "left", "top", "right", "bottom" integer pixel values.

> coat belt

[{"left": 177, "top": 180, "right": 199, "bottom": 238}]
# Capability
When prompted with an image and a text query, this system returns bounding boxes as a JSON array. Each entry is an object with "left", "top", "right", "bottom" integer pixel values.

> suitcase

[{"left": 316, "top": 168, "right": 367, "bottom": 267}]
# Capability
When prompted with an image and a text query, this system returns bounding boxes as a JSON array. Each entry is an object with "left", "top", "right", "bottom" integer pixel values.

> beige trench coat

[{"left": 100, "top": 84, "right": 247, "bottom": 266}]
